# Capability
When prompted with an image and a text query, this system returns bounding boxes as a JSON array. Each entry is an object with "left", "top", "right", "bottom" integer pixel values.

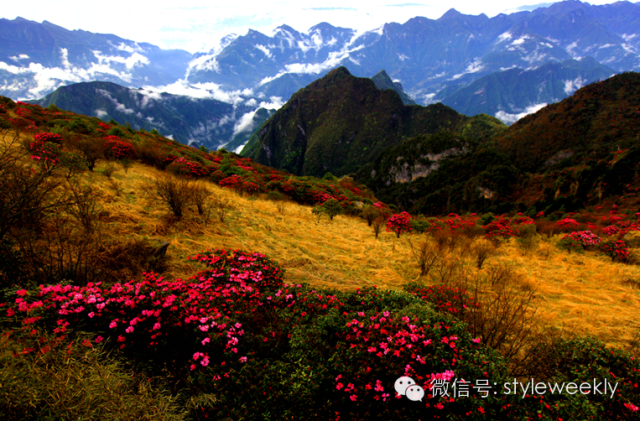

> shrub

[
  {"left": 405, "top": 283, "right": 479, "bottom": 317},
  {"left": 386, "top": 212, "right": 412, "bottom": 238},
  {"left": 483, "top": 217, "right": 514, "bottom": 239},
  {"left": 599, "top": 240, "right": 630, "bottom": 262},
  {"left": 472, "top": 240, "right": 495, "bottom": 269},
  {"left": 556, "top": 217, "right": 580, "bottom": 231},
  {"left": 147, "top": 175, "right": 194, "bottom": 220},
  {"left": 312, "top": 198, "right": 342, "bottom": 221},
  {"left": 28, "top": 139, "right": 61, "bottom": 169},
  {"left": 58, "top": 151, "right": 88, "bottom": 179},
  {"left": 166, "top": 157, "right": 208, "bottom": 178},
  {"left": 561, "top": 230, "right": 601, "bottom": 249},
  {"left": 33, "top": 132, "right": 64, "bottom": 144},
  {"left": 72, "top": 136, "right": 105, "bottom": 171},
  {"left": 408, "top": 237, "right": 441, "bottom": 276},
  {"left": 104, "top": 136, "right": 137, "bottom": 160},
  {"left": 0, "top": 329, "right": 187, "bottom": 421}
]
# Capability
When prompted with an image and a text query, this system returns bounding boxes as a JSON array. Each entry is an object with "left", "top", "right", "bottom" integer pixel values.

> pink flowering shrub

[
  {"left": 386, "top": 212, "right": 412, "bottom": 238},
  {"left": 483, "top": 217, "right": 514, "bottom": 239},
  {"left": 29, "top": 138, "right": 61, "bottom": 169},
  {"left": 104, "top": 136, "right": 137, "bottom": 160},
  {"left": 34, "top": 132, "right": 64, "bottom": 144},
  {"left": 166, "top": 157, "right": 209, "bottom": 177},
  {"left": 5, "top": 250, "right": 638, "bottom": 420},
  {"left": 556, "top": 218, "right": 580, "bottom": 231},
  {"left": 561, "top": 231, "right": 602, "bottom": 249},
  {"left": 599, "top": 240, "right": 630, "bottom": 262}
]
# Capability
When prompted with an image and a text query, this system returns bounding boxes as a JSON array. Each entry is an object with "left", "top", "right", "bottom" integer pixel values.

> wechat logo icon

[{"left": 395, "top": 376, "right": 425, "bottom": 401}]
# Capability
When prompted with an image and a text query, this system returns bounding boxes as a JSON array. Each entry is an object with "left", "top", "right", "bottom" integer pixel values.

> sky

[{"left": 1, "top": 0, "right": 632, "bottom": 53}]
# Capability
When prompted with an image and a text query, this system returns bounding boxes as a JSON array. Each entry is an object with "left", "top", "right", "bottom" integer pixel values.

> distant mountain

[
  {"left": 29, "top": 81, "right": 257, "bottom": 148},
  {"left": 438, "top": 57, "right": 615, "bottom": 122},
  {"left": 241, "top": 67, "right": 505, "bottom": 178},
  {"left": 187, "top": 1, "right": 640, "bottom": 109},
  {"left": 0, "top": 17, "right": 191, "bottom": 100},
  {"left": 371, "top": 70, "right": 417, "bottom": 105},
  {"left": 4, "top": 1, "right": 640, "bottom": 127}
]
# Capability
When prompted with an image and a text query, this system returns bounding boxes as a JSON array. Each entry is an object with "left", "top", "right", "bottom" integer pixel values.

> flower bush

[
  {"left": 561, "top": 230, "right": 602, "bottom": 249},
  {"left": 34, "top": 132, "right": 64, "bottom": 144},
  {"left": 386, "top": 212, "right": 412, "bottom": 238},
  {"left": 29, "top": 138, "right": 61, "bottom": 169},
  {"left": 104, "top": 136, "right": 137, "bottom": 160},
  {"left": 599, "top": 240, "right": 630, "bottom": 262},
  {"left": 166, "top": 157, "right": 209, "bottom": 178},
  {"left": 4, "top": 249, "right": 640, "bottom": 420},
  {"left": 483, "top": 217, "right": 514, "bottom": 239},
  {"left": 556, "top": 218, "right": 580, "bottom": 231}
]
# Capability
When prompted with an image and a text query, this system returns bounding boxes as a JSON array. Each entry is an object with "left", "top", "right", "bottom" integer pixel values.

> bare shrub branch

[
  {"left": 147, "top": 175, "right": 194, "bottom": 220},
  {"left": 409, "top": 236, "right": 441, "bottom": 277}
]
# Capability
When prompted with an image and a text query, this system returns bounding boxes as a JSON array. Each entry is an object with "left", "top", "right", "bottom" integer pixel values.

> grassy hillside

[{"left": 1, "top": 97, "right": 639, "bottom": 420}]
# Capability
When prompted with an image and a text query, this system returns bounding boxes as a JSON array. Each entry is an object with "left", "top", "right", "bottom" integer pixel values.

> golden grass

[{"left": 14, "top": 153, "right": 640, "bottom": 351}]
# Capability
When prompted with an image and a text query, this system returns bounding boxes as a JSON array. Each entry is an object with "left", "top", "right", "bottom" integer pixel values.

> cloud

[
  {"left": 495, "top": 103, "right": 547, "bottom": 125},
  {"left": 259, "top": 96, "right": 284, "bottom": 110},
  {"left": 563, "top": 76, "right": 586, "bottom": 95},
  {"left": 233, "top": 110, "right": 258, "bottom": 135},
  {"left": 96, "top": 88, "right": 136, "bottom": 114},
  {"left": 94, "top": 109, "right": 108, "bottom": 118}
]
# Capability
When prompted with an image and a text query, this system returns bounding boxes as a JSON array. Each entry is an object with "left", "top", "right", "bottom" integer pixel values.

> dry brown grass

[{"left": 19, "top": 154, "right": 640, "bottom": 351}]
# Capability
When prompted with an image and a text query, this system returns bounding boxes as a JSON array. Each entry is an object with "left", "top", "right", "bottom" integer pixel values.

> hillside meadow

[
  {"left": 1, "top": 100, "right": 639, "bottom": 420},
  {"left": 72, "top": 159, "right": 640, "bottom": 350}
]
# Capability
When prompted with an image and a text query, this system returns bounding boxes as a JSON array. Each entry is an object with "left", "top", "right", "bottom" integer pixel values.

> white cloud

[
  {"left": 95, "top": 109, "right": 108, "bottom": 118},
  {"left": 96, "top": 88, "right": 136, "bottom": 114},
  {"left": 259, "top": 96, "right": 284, "bottom": 110},
  {"left": 563, "top": 76, "right": 585, "bottom": 95},
  {"left": 495, "top": 102, "right": 547, "bottom": 125},
  {"left": 9, "top": 54, "right": 30, "bottom": 61},
  {"left": 233, "top": 110, "right": 258, "bottom": 135}
]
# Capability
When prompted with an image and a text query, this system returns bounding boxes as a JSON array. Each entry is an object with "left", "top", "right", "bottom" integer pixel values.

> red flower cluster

[
  {"left": 557, "top": 218, "right": 580, "bottom": 230},
  {"left": 599, "top": 240, "right": 630, "bottom": 261},
  {"left": 167, "top": 157, "right": 209, "bottom": 177},
  {"left": 29, "top": 138, "right": 61, "bottom": 168},
  {"left": 483, "top": 217, "right": 514, "bottom": 238},
  {"left": 104, "top": 136, "right": 137, "bottom": 160},
  {"left": 34, "top": 132, "right": 64, "bottom": 144},
  {"left": 561, "top": 230, "right": 602, "bottom": 248},
  {"left": 386, "top": 212, "right": 412, "bottom": 238},
  {"left": 7, "top": 248, "right": 285, "bottom": 375}
]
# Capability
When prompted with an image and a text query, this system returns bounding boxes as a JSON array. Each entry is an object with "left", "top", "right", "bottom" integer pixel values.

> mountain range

[
  {"left": 27, "top": 81, "right": 274, "bottom": 149},
  {"left": 2, "top": 0, "right": 640, "bottom": 147}
]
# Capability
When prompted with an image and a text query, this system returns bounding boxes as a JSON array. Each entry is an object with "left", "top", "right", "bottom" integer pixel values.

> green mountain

[
  {"left": 438, "top": 57, "right": 615, "bottom": 121},
  {"left": 241, "top": 67, "right": 505, "bottom": 178},
  {"left": 494, "top": 71, "right": 640, "bottom": 173},
  {"left": 357, "top": 71, "right": 640, "bottom": 215},
  {"left": 370, "top": 70, "right": 417, "bottom": 105},
  {"left": 28, "top": 81, "right": 253, "bottom": 148}
]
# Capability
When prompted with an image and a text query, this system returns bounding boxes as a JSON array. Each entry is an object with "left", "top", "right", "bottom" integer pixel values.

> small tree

[
  {"left": 386, "top": 212, "right": 412, "bottom": 238},
  {"left": 361, "top": 205, "right": 381, "bottom": 227},
  {"left": 312, "top": 199, "right": 342, "bottom": 221},
  {"left": 372, "top": 217, "right": 385, "bottom": 239}
]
